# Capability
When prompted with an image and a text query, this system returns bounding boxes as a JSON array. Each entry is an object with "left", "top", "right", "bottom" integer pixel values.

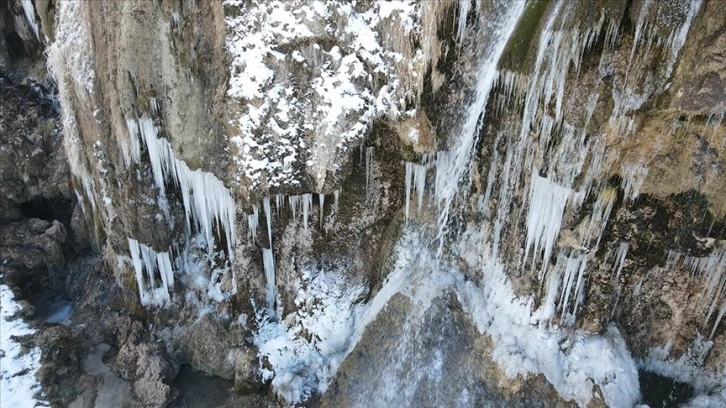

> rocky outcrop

[{"left": 2, "top": 0, "right": 724, "bottom": 407}]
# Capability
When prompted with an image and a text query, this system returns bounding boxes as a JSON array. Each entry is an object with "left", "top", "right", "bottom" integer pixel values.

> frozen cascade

[
  {"left": 583, "top": 187, "right": 618, "bottom": 248},
  {"left": 302, "top": 193, "right": 313, "bottom": 232},
  {"left": 432, "top": 0, "right": 526, "bottom": 250},
  {"left": 242, "top": 1, "right": 675, "bottom": 405},
  {"left": 123, "top": 119, "right": 143, "bottom": 167},
  {"left": 248, "top": 205, "right": 259, "bottom": 245},
  {"left": 127, "top": 238, "right": 175, "bottom": 306},
  {"left": 263, "top": 196, "right": 273, "bottom": 248},
  {"left": 333, "top": 189, "right": 340, "bottom": 213},
  {"left": 404, "top": 161, "right": 427, "bottom": 222},
  {"left": 128, "top": 117, "right": 237, "bottom": 261},
  {"left": 21, "top": 0, "right": 39, "bottom": 40},
  {"left": 524, "top": 172, "right": 572, "bottom": 279},
  {"left": 557, "top": 252, "right": 588, "bottom": 325},
  {"left": 319, "top": 194, "right": 325, "bottom": 228},
  {"left": 46, "top": 0, "right": 97, "bottom": 216},
  {"left": 262, "top": 248, "right": 276, "bottom": 312},
  {"left": 456, "top": 0, "right": 471, "bottom": 42},
  {"left": 365, "top": 147, "right": 374, "bottom": 198}
]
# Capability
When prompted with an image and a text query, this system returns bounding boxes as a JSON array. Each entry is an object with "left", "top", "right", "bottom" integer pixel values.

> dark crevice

[{"left": 639, "top": 369, "right": 694, "bottom": 408}]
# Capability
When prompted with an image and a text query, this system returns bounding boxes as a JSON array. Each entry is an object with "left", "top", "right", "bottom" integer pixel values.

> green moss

[{"left": 498, "top": 0, "right": 550, "bottom": 73}]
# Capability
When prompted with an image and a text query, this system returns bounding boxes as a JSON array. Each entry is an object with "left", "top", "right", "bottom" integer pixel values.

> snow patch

[{"left": 1, "top": 285, "right": 49, "bottom": 407}]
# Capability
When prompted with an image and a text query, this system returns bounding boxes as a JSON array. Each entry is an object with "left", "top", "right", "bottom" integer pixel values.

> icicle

[
  {"left": 128, "top": 238, "right": 146, "bottom": 302},
  {"left": 524, "top": 172, "right": 572, "bottom": 279},
  {"left": 247, "top": 205, "right": 259, "bottom": 245},
  {"left": 413, "top": 162, "right": 427, "bottom": 213},
  {"left": 584, "top": 187, "right": 617, "bottom": 248},
  {"left": 405, "top": 162, "right": 413, "bottom": 221},
  {"left": 263, "top": 197, "right": 273, "bottom": 248},
  {"left": 302, "top": 193, "right": 312, "bottom": 232},
  {"left": 613, "top": 242, "right": 629, "bottom": 280},
  {"left": 456, "top": 0, "right": 472, "bottom": 42},
  {"left": 124, "top": 119, "right": 142, "bottom": 166},
  {"left": 319, "top": 193, "right": 325, "bottom": 229},
  {"left": 21, "top": 0, "right": 39, "bottom": 39},
  {"left": 365, "top": 147, "right": 375, "bottom": 198},
  {"left": 621, "top": 163, "right": 649, "bottom": 201},
  {"left": 557, "top": 252, "right": 588, "bottom": 325},
  {"left": 405, "top": 161, "right": 428, "bottom": 222},
  {"left": 127, "top": 238, "right": 174, "bottom": 306},
  {"left": 262, "top": 248, "right": 276, "bottom": 313},
  {"left": 333, "top": 189, "right": 340, "bottom": 213},
  {"left": 275, "top": 194, "right": 284, "bottom": 216},
  {"left": 289, "top": 195, "right": 299, "bottom": 219},
  {"left": 148, "top": 98, "right": 160, "bottom": 117},
  {"left": 133, "top": 116, "right": 237, "bottom": 262}
]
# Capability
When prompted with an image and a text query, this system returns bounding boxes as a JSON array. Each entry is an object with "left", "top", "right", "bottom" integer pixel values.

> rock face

[{"left": 2, "top": 0, "right": 725, "bottom": 407}]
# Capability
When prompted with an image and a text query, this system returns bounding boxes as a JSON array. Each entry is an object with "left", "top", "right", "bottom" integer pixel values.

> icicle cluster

[
  {"left": 684, "top": 249, "right": 726, "bottom": 339},
  {"left": 524, "top": 173, "right": 572, "bottom": 279},
  {"left": 127, "top": 117, "right": 237, "bottom": 260},
  {"left": 127, "top": 238, "right": 175, "bottom": 306},
  {"left": 403, "top": 154, "right": 435, "bottom": 222}
]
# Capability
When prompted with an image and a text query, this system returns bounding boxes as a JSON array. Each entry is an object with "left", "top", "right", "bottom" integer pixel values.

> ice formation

[
  {"left": 684, "top": 249, "right": 726, "bottom": 338},
  {"left": 263, "top": 196, "right": 273, "bottom": 248},
  {"left": 46, "top": 0, "right": 97, "bottom": 216},
  {"left": 524, "top": 173, "right": 572, "bottom": 279},
  {"left": 333, "top": 189, "right": 340, "bottom": 213},
  {"left": 20, "top": 0, "right": 39, "bottom": 39},
  {"left": 127, "top": 238, "right": 175, "bottom": 306},
  {"left": 319, "top": 194, "right": 325, "bottom": 228},
  {"left": 262, "top": 248, "right": 277, "bottom": 312},
  {"left": 126, "top": 117, "right": 237, "bottom": 260},
  {"left": 404, "top": 161, "right": 427, "bottom": 221},
  {"left": 302, "top": 193, "right": 313, "bottom": 233},
  {"left": 247, "top": 205, "right": 259, "bottom": 245},
  {"left": 613, "top": 242, "right": 629, "bottom": 280}
]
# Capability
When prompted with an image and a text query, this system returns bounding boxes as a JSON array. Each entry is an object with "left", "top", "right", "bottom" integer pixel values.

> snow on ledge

[{"left": 1, "top": 285, "right": 49, "bottom": 407}]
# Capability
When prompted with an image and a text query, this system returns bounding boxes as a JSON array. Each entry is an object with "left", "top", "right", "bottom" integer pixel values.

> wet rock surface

[{"left": 1, "top": 0, "right": 725, "bottom": 407}]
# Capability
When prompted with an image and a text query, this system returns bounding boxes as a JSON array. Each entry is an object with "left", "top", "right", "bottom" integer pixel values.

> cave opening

[
  {"left": 19, "top": 196, "right": 74, "bottom": 224},
  {"left": 5, "top": 31, "right": 28, "bottom": 58},
  {"left": 638, "top": 369, "right": 694, "bottom": 408}
]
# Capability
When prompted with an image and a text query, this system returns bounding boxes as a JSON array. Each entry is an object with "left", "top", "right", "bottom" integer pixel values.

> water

[{"left": 35, "top": 298, "right": 73, "bottom": 325}]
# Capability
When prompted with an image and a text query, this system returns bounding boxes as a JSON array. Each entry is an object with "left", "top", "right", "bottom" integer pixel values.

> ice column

[
  {"left": 524, "top": 172, "right": 571, "bottom": 279},
  {"left": 319, "top": 193, "right": 325, "bottom": 228},
  {"left": 262, "top": 248, "right": 276, "bottom": 313},
  {"left": 248, "top": 205, "right": 259, "bottom": 245},
  {"left": 263, "top": 196, "right": 272, "bottom": 248},
  {"left": 302, "top": 193, "right": 313, "bottom": 232}
]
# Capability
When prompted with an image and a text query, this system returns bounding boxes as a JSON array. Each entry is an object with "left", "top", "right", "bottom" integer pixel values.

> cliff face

[{"left": 2, "top": 0, "right": 725, "bottom": 407}]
